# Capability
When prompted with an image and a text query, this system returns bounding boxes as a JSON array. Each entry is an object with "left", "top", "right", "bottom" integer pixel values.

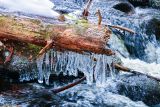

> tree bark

[{"left": 0, "top": 14, "right": 114, "bottom": 56}]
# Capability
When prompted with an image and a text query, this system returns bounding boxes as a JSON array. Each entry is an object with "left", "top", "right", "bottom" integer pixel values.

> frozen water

[{"left": 36, "top": 49, "right": 116, "bottom": 86}]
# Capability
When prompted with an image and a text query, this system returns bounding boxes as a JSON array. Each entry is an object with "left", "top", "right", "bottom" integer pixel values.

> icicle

[
  {"left": 36, "top": 50, "right": 52, "bottom": 85},
  {"left": 66, "top": 52, "right": 78, "bottom": 77},
  {"left": 36, "top": 49, "right": 116, "bottom": 85},
  {"left": 79, "top": 54, "right": 95, "bottom": 85},
  {"left": 94, "top": 55, "right": 106, "bottom": 87},
  {"left": 37, "top": 53, "right": 45, "bottom": 84},
  {"left": 43, "top": 50, "right": 51, "bottom": 85},
  {"left": 94, "top": 54, "right": 115, "bottom": 87}
]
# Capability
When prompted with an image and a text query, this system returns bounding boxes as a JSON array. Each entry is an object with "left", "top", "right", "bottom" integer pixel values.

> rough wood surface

[{"left": 0, "top": 14, "right": 114, "bottom": 56}]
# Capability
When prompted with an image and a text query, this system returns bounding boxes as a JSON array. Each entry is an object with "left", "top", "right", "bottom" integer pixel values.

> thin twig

[
  {"left": 37, "top": 40, "right": 53, "bottom": 58},
  {"left": 52, "top": 76, "right": 86, "bottom": 93},
  {"left": 82, "top": 0, "right": 93, "bottom": 19},
  {"left": 95, "top": 9, "right": 102, "bottom": 26},
  {"left": 108, "top": 25, "right": 135, "bottom": 34}
]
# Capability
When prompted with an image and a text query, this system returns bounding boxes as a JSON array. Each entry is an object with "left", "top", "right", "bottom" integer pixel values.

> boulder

[
  {"left": 113, "top": 2, "right": 135, "bottom": 14},
  {"left": 145, "top": 18, "right": 160, "bottom": 41}
]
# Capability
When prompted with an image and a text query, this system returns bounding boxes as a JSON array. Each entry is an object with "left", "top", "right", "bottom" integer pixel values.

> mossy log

[{"left": 0, "top": 14, "right": 114, "bottom": 58}]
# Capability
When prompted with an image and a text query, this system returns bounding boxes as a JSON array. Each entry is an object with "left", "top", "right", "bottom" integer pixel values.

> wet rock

[
  {"left": 101, "top": 92, "right": 147, "bottom": 107},
  {"left": 5, "top": 55, "right": 38, "bottom": 82},
  {"left": 0, "top": 66, "right": 20, "bottom": 92},
  {"left": 28, "top": 90, "right": 60, "bottom": 107},
  {"left": 113, "top": 2, "right": 135, "bottom": 14},
  {"left": 0, "top": 83, "right": 61, "bottom": 107},
  {"left": 114, "top": 30, "right": 147, "bottom": 60},
  {"left": 128, "top": 0, "right": 160, "bottom": 8},
  {"left": 154, "top": 103, "right": 160, "bottom": 107},
  {"left": 0, "top": 78, "right": 10, "bottom": 92},
  {"left": 59, "top": 73, "right": 160, "bottom": 106},
  {"left": 117, "top": 74, "right": 160, "bottom": 106},
  {"left": 149, "top": 0, "right": 160, "bottom": 9},
  {"left": 60, "top": 82, "right": 148, "bottom": 107},
  {"left": 128, "top": 0, "right": 149, "bottom": 7},
  {"left": 145, "top": 18, "right": 160, "bottom": 41}
]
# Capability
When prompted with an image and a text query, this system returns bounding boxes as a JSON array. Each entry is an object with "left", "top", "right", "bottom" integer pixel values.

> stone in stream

[
  {"left": 116, "top": 74, "right": 160, "bottom": 106},
  {"left": 150, "top": 0, "right": 160, "bottom": 8},
  {"left": 113, "top": 2, "right": 135, "bottom": 14},
  {"left": 128, "top": 0, "right": 160, "bottom": 8},
  {"left": 128, "top": 0, "right": 150, "bottom": 7},
  {"left": 59, "top": 74, "right": 160, "bottom": 106},
  {"left": 145, "top": 18, "right": 160, "bottom": 41}
]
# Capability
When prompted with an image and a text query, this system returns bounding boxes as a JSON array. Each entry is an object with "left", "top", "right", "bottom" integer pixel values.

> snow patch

[{"left": 0, "top": 0, "right": 60, "bottom": 17}]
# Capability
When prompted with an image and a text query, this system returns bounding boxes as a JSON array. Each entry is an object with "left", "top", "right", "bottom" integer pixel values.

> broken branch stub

[
  {"left": 108, "top": 25, "right": 135, "bottom": 34},
  {"left": 82, "top": 0, "right": 93, "bottom": 19}
]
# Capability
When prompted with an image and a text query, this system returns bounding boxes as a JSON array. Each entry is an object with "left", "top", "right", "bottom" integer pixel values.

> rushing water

[{"left": 1, "top": 0, "right": 160, "bottom": 107}]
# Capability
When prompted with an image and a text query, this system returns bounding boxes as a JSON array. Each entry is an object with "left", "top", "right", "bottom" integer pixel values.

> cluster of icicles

[{"left": 36, "top": 49, "right": 116, "bottom": 86}]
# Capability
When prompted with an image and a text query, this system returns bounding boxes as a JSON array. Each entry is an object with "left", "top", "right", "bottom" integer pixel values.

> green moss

[
  {"left": 29, "top": 19, "right": 41, "bottom": 25},
  {"left": 75, "top": 19, "right": 89, "bottom": 28},
  {"left": 27, "top": 44, "right": 41, "bottom": 55},
  {"left": 64, "top": 14, "right": 77, "bottom": 20},
  {"left": 0, "top": 15, "right": 8, "bottom": 20},
  {"left": 0, "top": 16, "right": 8, "bottom": 26}
]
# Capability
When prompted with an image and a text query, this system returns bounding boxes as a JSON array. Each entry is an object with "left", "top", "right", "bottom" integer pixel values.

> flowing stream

[{"left": 0, "top": 0, "right": 160, "bottom": 107}]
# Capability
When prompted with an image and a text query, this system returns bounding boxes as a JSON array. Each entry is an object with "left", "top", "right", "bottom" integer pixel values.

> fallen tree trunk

[{"left": 0, "top": 14, "right": 114, "bottom": 56}]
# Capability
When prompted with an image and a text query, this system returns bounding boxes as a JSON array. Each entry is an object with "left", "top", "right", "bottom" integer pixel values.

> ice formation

[{"left": 36, "top": 49, "right": 116, "bottom": 86}]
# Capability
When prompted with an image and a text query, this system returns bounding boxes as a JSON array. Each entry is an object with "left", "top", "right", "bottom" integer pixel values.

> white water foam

[
  {"left": 121, "top": 57, "right": 160, "bottom": 79},
  {"left": 0, "top": 0, "right": 60, "bottom": 17},
  {"left": 108, "top": 33, "right": 160, "bottom": 81},
  {"left": 144, "top": 42, "right": 160, "bottom": 63}
]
